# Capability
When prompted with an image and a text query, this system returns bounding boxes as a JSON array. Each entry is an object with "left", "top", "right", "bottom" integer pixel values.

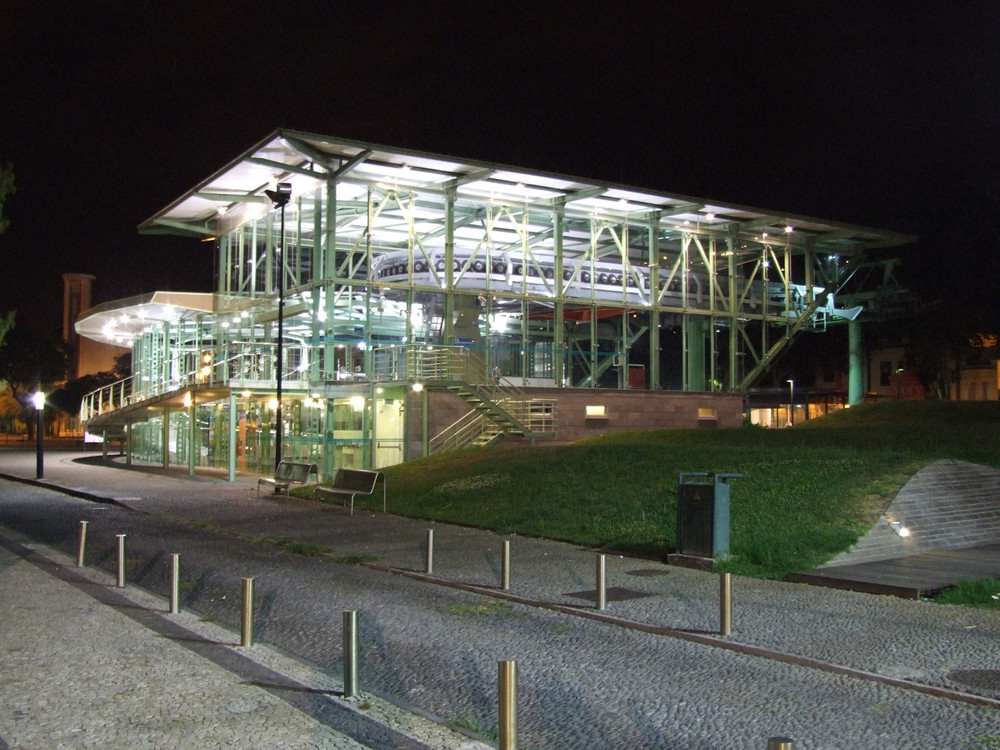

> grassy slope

[{"left": 344, "top": 401, "right": 1000, "bottom": 579}]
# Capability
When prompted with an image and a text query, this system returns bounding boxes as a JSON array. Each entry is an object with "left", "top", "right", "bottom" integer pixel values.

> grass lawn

[{"left": 309, "top": 400, "right": 1000, "bottom": 580}]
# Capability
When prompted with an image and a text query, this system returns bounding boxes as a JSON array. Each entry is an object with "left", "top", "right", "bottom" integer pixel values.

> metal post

[
  {"left": 498, "top": 660, "right": 518, "bottom": 750},
  {"left": 116, "top": 534, "right": 126, "bottom": 588},
  {"left": 596, "top": 553, "right": 606, "bottom": 610},
  {"left": 425, "top": 529, "right": 434, "bottom": 575},
  {"left": 76, "top": 521, "right": 88, "bottom": 567},
  {"left": 241, "top": 577, "right": 255, "bottom": 647},
  {"left": 275, "top": 204, "right": 285, "bottom": 470},
  {"left": 787, "top": 378, "right": 794, "bottom": 427},
  {"left": 169, "top": 554, "right": 180, "bottom": 614},
  {"left": 343, "top": 610, "right": 360, "bottom": 698},
  {"left": 720, "top": 572, "right": 732, "bottom": 636},
  {"left": 266, "top": 182, "right": 292, "bottom": 470},
  {"left": 501, "top": 540, "right": 511, "bottom": 591},
  {"left": 35, "top": 405, "right": 43, "bottom": 479},
  {"left": 767, "top": 738, "right": 794, "bottom": 750}
]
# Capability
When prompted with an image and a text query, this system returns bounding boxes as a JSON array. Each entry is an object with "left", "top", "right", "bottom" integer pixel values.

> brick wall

[{"left": 415, "top": 388, "right": 744, "bottom": 450}]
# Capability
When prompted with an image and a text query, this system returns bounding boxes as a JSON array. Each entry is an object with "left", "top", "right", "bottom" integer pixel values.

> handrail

[
  {"left": 81, "top": 341, "right": 559, "bottom": 454},
  {"left": 80, "top": 343, "right": 316, "bottom": 424},
  {"left": 429, "top": 396, "right": 557, "bottom": 454},
  {"left": 429, "top": 409, "right": 492, "bottom": 454}
]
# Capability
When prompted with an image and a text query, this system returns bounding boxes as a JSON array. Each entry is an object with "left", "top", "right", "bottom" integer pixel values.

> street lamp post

[
  {"left": 32, "top": 390, "right": 45, "bottom": 478},
  {"left": 787, "top": 379, "right": 794, "bottom": 427},
  {"left": 265, "top": 182, "right": 292, "bottom": 468}
]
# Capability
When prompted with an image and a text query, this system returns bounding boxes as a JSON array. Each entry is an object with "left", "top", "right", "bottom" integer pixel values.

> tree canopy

[
  {"left": 0, "top": 163, "right": 14, "bottom": 351},
  {"left": 0, "top": 324, "right": 68, "bottom": 400},
  {"left": 0, "top": 161, "right": 13, "bottom": 236}
]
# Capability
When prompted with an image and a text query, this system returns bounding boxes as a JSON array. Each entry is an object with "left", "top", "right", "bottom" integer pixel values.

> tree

[
  {"left": 0, "top": 388, "right": 21, "bottom": 433},
  {"left": 0, "top": 163, "right": 14, "bottom": 350},
  {"left": 47, "top": 371, "right": 109, "bottom": 413},
  {"left": 0, "top": 325, "right": 68, "bottom": 402},
  {"left": 0, "top": 161, "right": 13, "bottom": 236},
  {"left": 113, "top": 351, "right": 132, "bottom": 379}
]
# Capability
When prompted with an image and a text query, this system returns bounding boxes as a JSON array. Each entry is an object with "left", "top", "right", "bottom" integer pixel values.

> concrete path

[
  {"left": 0, "top": 517, "right": 487, "bottom": 749},
  {"left": 3, "top": 449, "right": 1000, "bottom": 749},
  {"left": 827, "top": 460, "right": 1000, "bottom": 566},
  {"left": 791, "top": 460, "right": 1000, "bottom": 597}
]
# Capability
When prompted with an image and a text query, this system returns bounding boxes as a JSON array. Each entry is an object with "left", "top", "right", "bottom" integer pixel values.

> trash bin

[{"left": 676, "top": 472, "right": 742, "bottom": 558}]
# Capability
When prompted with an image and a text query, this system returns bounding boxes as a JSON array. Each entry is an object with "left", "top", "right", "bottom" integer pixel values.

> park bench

[
  {"left": 257, "top": 461, "right": 319, "bottom": 497},
  {"left": 313, "top": 468, "right": 386, "bottom": 515}
]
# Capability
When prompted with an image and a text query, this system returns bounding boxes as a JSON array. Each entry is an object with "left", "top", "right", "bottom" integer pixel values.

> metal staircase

[
  {"left": 397, "top": 347, "right": 554, "bottom": 454},
  {"left": 429, "top": 379, "right": 556, "bottom": 454}
]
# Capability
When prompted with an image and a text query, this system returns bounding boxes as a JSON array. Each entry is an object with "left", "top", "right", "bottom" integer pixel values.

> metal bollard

[
  {"left": 343, "top": 610, "right": 360, "bottom": 698},
  {"left": 169, "top": 554, "right": 180, "bottom": 614},
  {"left": 116, "top": 534, "right": 126, "bottom": 588},
  {"left": 767, "top": 738, "right": 794, "bottom": 750},
  {"left": 720, "top": 572, "right": 732, "bottom": 636},
  {"left": 498, "top": 660, "right": 518, "bottom": 750},
  {"left": 241, "top": 577, "right": 255, "bottom": 647},
  {"left": 595, "top": 553, "right": 606, "bottom": 610},
  {"left": 501, "top": 540, "right": 511, "bottom": 591},
  {"left": 77, "top": 521, "right": 88, "bottom": 567},
  {"left": 425, "top": 529, "right": 434, "bottom": 575}
]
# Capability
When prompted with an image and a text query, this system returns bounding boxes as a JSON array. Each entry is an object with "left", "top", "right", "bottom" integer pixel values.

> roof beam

[
  {"left": 331, "top": 149, "right": 373, "bottom": 180},
  {"left": 194, "top": 192, "right": 270, "bottom": 204},
  {"left": 246, "top": 157, "right": 325, "bottom": 180},
  {"left": 732, "top": 216, "right": 783, "bottom": 232},
  {"left": 559, "top": 186, "right": 607, "bottom": 205},
  {"left": 147, "top": 219, "right": 216, "bottom": 237},
  {"left": 283, "top": 134, "right": 339, "bottom": 169},
  {"left": 446, "top": 168, "right": 495, "bottom": 190},
  {"left": 659, "top": 202, "right": 704, "bottom": 218}
]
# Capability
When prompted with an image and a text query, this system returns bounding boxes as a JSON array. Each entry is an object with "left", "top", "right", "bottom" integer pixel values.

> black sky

[{"left": 3, "top": 1, "right": 1000, "bottom": 334}]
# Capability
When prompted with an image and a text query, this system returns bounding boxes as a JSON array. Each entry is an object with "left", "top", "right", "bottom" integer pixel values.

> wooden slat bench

[
  {"left": 257, "top": 461, "right": 319, "bottom": 497},
  {"left": 313, "top": 468, "right": 386, "bottom": 515}
]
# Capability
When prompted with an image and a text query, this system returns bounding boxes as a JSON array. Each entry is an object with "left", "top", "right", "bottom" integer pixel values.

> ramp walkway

[{"left": 790, "top": 460, "right": 1000, "bottom": 598}]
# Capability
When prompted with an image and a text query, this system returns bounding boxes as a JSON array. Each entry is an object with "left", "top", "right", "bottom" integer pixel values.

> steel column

[{"left": 849, "top": 318, "right": 864, "bottom": 405}]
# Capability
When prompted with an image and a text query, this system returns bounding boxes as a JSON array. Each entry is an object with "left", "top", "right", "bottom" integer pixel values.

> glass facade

[{"left": 77, "top": 131, "right": 912, "bottom": 476}]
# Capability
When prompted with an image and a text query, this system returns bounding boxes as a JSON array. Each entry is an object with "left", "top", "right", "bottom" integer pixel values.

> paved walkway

[
  {"left": 0, "top": 535, "right": 483, "bottom": 750},
  {"left": 0, "top": 451, "right": 489, "bottom": 750},
  {"left": 826, "top": 460, "right": 1000, "bottom": 566},
  {"left": 3, "top": 449, "right": 1000, "bottom": 748},
  {"left": 791, "top": 460, "right": 1000, "bottom": 597}
]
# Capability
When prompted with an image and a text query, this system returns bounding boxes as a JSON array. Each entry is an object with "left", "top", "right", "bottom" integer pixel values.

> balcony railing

[
  {"left": 81, "top": 342, "right": 557, "bottom": 440},
  {"left": 80, "top": 343, "right": 316, "bottom": 424}
]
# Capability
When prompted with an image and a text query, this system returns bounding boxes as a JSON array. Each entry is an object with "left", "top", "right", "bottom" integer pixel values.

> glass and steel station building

[{"left": 77, "top": 130, "right": 914, "bottom": 480}]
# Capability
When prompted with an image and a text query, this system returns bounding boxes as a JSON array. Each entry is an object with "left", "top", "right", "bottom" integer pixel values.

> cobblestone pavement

[
  {"left": 2, "top": 450, "right": 1000, "bottom": 749},
  {"left": 0, "top": 537, "right": 485, "bottom": 750}
]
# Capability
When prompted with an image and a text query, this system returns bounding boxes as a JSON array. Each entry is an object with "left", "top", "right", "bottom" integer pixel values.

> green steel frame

[{"left": 77, "top": 130, "right": 914, "bottom": 477}]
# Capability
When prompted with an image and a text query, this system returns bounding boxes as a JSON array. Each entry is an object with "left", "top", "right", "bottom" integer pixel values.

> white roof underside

[{"left": 139, "top": 129, "right": 915, "bottom": 253}]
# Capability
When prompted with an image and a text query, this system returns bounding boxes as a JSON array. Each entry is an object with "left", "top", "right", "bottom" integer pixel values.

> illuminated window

[
  {"left": 697, "top": 407, "right": 717, "bottom": 420},
  {"left": 585, "top": 405, "right": 607, "bottom": 418}
]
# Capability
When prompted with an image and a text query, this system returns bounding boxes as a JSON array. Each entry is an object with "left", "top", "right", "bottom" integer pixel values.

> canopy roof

[
  {"left": 76, "top": 291, "right": 231, "bottom": 345},
  {"left": 140, "top": 129, "right": 915, "bottom": 255}
]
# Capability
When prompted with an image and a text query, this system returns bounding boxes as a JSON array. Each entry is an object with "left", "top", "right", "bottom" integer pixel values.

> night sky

[{"left": 3, "top": 2, "right": 1000, "bottom": 335}]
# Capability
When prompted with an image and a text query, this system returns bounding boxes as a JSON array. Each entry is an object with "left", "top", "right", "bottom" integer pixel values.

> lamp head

[
  {"left": 31, "top": 391, "right": 45, "bottom": 409},
  {"left": 265, "top": 182, "right": 293, "bottom": 208}
]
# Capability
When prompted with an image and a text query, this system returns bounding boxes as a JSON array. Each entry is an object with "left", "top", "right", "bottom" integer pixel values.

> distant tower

[{"left": 63, "top": 273, "right": 96, "bottom": 379}]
